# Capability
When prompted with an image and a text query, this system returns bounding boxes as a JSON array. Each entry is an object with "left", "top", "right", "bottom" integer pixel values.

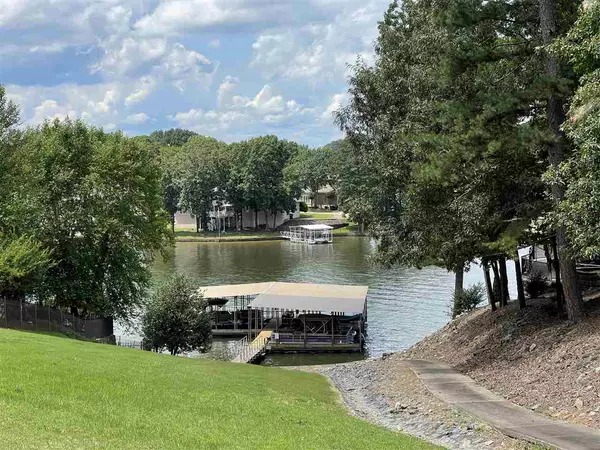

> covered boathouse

[{"left": 200, "top": 282, "right": 368, "bottom": 362}]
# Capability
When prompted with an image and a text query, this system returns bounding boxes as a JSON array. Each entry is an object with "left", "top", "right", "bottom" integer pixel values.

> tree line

[
  {"left": 143, "top": 130, "right": 340, "bottom": 232},
  {"left": 335, "top": 0, "right": 600, "bottom": 322}
]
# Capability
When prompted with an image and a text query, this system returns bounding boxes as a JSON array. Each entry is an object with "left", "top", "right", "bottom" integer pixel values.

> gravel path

[{"left": 293, "top": 358, "right": 537, "bottom": 449}]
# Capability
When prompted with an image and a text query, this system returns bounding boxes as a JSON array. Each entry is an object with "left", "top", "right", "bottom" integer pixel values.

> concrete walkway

[{"left": 404, "top": 360, "right": 600, "bottom": 450}]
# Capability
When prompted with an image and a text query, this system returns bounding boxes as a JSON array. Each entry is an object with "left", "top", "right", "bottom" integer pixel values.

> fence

[{"left": 0, "top": 298, "right": 113, "bottom": 340}]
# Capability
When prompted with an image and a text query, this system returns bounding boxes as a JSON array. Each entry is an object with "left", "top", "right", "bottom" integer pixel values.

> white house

[
  {"left": 175, "top": 200, "right": 300, "bottom": 231},
  {"left": 300, "top": 185, "right": 338, "bottom": 209}
]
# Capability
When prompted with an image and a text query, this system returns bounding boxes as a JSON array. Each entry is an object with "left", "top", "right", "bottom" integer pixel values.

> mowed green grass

[{"left": 0, "top": 329, "right": 439, "bottom": 450}]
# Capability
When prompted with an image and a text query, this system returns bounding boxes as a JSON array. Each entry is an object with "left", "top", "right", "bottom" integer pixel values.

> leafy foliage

[
  {"left": 2, "top": 117, "right": 171, "bottom": 320},
  {"left": 149, "top": 128, "right": 197, "bottom": 147},
  {"left": 452, "top": 284, "right": 485, "bottom": 317},
  {"left": 525, "top": 271, "right": 550, "bottom": 299},
  {"left": 0, "top": 235, "right": 52, "bottom": 300},
  {"left": 142, "top": 273, "right": 212, "bottom": 355}
]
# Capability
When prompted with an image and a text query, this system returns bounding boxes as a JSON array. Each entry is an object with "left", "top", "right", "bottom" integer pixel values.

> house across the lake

[
  {"left": 175, "top": 201, "right": 300, "bottom": 231},
  {"left": 300, "top": 185, "right": 338, "bottom": 210}
]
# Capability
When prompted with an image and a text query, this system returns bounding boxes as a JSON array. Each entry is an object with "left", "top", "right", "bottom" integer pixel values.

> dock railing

[{"left": 231, "top": 332, "right": 271, "bottom": 363}]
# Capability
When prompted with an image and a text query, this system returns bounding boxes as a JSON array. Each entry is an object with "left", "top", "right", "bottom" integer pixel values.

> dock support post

[
  {"left": 359, "top": 315, "right": 363, "bottom": 352},
  {"left": 234, "top": 297, "right": 237, "bottom": 330},
  {"left": 303, "top": 310, "right": 307, "bottom": 349},
  {"left": 331, "top": 313, "right": 334, "bottom": 346},
  {"left": 248, "top": 307, "right": 252, "bottom": 340}
]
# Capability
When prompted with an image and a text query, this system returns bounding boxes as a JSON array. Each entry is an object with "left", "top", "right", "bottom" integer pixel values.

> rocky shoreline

[{"left": 295, "top": 359, "right": 536, "bottom": 449}]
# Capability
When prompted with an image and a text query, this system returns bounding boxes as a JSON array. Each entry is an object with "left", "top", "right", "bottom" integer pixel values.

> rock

[
  {"left": 594, "top": 367, "right": 600, "bottom": 373},
  {"left": 530, "top": 404, "right": 541, "bottom": 411},
  {"left": 390, "top": 402, "right": 408, "bottom": 413},
  {"left": 466, "top": 423, "right": 476, "bottom": 431},
  {"left": 529, "top": 343, "right": 537, "bottom": 351},
  {"left": 589, "top": 411, "right": 597, "bottom": 417},
  {"left": 381, "top": 352, "right": 393, "bottom": 360},
  {"left": 484, "top": 440, "right": 494, "bottom": 446},
  {"left": 575, "top": 398, "right": 584, "bottom": 410}
]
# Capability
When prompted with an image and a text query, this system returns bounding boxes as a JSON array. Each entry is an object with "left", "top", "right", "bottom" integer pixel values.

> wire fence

[{"left": 0, "top": 297, "right": 113, "bottom": 340}]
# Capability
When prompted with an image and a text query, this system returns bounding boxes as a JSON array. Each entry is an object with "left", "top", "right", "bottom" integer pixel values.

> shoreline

[
  {"left": 294, "top": 360, "right": 532, "bottom": 449},
  {"left": 175, "top": 232, "right": 366, "bottom": 243}
]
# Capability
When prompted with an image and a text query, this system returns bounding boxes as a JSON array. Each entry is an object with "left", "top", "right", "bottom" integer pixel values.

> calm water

[{"left": 118, "top": 237, "right": 517, "bottom": 364}]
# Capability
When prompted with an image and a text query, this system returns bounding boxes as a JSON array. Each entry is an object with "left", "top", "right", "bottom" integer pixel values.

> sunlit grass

[{"left": 0, "top": 329, "right": 438, "bottom": 449}]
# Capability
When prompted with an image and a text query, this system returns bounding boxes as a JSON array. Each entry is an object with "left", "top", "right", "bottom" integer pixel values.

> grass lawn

[
  {"left": 0, "top": 329, "right": 439, "bottom": 450},
  {"left": 299, "top": 212, "right": 336, "bottom": 219},
  {"left": 333, "top": 223, "right": 362, "bottom": 235}
]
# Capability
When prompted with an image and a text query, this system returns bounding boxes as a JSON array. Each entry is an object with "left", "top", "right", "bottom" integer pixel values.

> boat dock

[
  {"left": 280, "top": 224, "right": 333, "bottom": 244},
  {"left": 200, "top": 281, "right": 368, "bottom": 363}
]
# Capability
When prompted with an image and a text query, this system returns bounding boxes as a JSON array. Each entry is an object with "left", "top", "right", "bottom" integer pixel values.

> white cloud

[
  {"left": 6, "top": 83, "right": 122, "bottom": 129},
  {"left": 209, "top": 38, "right": 221, "bottom": 48},
  {"left": 134, "top": 0, "right": 292, "bottom": 36},
  {"left": 124, "top": 76, "right": 156, "bottom": 107},
  {"left": 125, "top": 112, "right": 150, "bottom": 124},
  {"left": 322, "top": 92, "right": 348, "bottom": 122},
  {"left": 250, "top": 0, "right": 386, "bottom": 82},
  {"left": 170, "top": 78, "right": 317, "bottom": 137}
]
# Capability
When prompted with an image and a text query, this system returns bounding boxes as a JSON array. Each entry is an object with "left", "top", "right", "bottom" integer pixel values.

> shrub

[
  {"left": 142, "top": 273, "right": 212, "bottom": 355},
  {"left": 453, "top": 283, "right": 484, "bottom": 317},
  {"left": 525, "top": 271, "right": 549, "bottom": 298},
  {"left": 299, "top": 201, "right": 309, "bottom": 212}
]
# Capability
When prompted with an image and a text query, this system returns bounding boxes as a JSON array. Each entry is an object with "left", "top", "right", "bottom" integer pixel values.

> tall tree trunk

[
  {"left": 491, "top": 259, "right": 502, "bottom": 307},
  {"left": 195, "top": 215, "right": 200, "bottom": 233},
  {"left": 514, "top": 249, "right": 526, "bottom": 309},
  {"left": 498, "top": 257, "right": 509, "bottom": 307},
  {"left": 254, "top": 209, "right": 258, "bottom": 230},
  {"left": 272, "top": 210, "right": 277, "bottom": 230},
  {"left": 452, "top": 268, "right": 464, "bottom": 318},
  {"left": 539, "top": 0, "right": 584, "bottom": 322},
  {"left": 171, "top": 213, "right": 175, "bottom": 233},
  {"left": 551, "top": 237, "right": 565, "bottom": 317},
  {"left": 239, "top": 210, "right": 244, "bottom": 230},
  {"left": 482, "top": 259, "right": 496, "bottom": 311}
]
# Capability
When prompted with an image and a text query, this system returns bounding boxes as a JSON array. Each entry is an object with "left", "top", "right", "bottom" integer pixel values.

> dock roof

[{"left": 199, "top": 281, "right": 368, "bottom": 315}]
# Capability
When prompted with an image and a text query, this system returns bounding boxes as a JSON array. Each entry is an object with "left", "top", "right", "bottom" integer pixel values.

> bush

[
  {"left": 453, "top": 283, "right": 484, "bottom": 317},
  {"left": 142, "top": 273, "right": 212, "bottom": 355},
  {"left": 299, "top": 201, "right": 309, "bottom": 212},
  {"left": 525, "top": 271, "right": 549, "bottom": 298}
]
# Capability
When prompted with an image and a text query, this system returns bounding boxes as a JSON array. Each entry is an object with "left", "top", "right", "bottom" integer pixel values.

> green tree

[
  {"left": 149, "top": 128, "right": 197, "bottom": 147},
  {"left": 179, "top": 136, "right": 228, "bottom": 232},
  {"left": 556, "top": 1, "right": 600, "bottom": 262},
  {"left": 141, "top": 273, "right": 212, "bottom": 355},
  {"left": 234, "top": 136, "right": 301, "bottom": 230},
  {"left": 0, "top": 234, "right": 52, "bottom": 301},
  {"left": 19, "top": 120, "right": 170, "bottom": 320}
]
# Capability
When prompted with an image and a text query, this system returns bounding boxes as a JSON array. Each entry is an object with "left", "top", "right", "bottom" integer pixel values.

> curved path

[{"left": 404, "top": 360, "right": 600, "bottom": 450}]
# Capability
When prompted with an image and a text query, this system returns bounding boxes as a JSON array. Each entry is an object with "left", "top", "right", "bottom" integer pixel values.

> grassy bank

[
  {"left": 175, "top": 229, "right": 283, "bottom": 242},
  {"left": 175, "top": 224, "right": 364, "bottom": 242},
  {"left": 0, "top": 329, "right": 437, "bottom": 449}
]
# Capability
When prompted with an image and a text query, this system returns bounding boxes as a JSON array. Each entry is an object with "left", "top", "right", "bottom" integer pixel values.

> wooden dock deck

[{"left": 231, "top": 331, "right": 272, "bottom": 363}]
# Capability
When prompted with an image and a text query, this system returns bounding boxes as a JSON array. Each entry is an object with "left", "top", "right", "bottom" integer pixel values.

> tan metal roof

[
  {"left": 199, "top": 281, "right": 368, "bottom": 314},
  {"left": 199, "top": 282, "right": 275, "bottom": 299}
]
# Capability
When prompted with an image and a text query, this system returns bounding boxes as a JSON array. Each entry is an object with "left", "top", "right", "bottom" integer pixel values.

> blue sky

[{"left": 0, "top": 0, "right": 389, "bottom": 147}]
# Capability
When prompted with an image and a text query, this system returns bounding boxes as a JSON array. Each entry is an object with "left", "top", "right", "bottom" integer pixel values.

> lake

[{"left": 117, "top": 237, "right": 518, "bottom": 364}]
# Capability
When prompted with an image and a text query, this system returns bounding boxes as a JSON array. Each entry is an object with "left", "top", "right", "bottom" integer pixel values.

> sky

[{"left": 0, "top": 0, "right": 390, "bottom": 147}]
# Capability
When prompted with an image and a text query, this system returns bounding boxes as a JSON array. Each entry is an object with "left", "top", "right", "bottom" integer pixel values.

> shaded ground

[{"left": 401, "top": 296, "right": 600, "bottom": 429}]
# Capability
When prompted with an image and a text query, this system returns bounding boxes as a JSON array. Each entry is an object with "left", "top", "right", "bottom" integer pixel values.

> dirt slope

[{"left": 398, "top": 297, "right": 600, "bottom": 429}]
